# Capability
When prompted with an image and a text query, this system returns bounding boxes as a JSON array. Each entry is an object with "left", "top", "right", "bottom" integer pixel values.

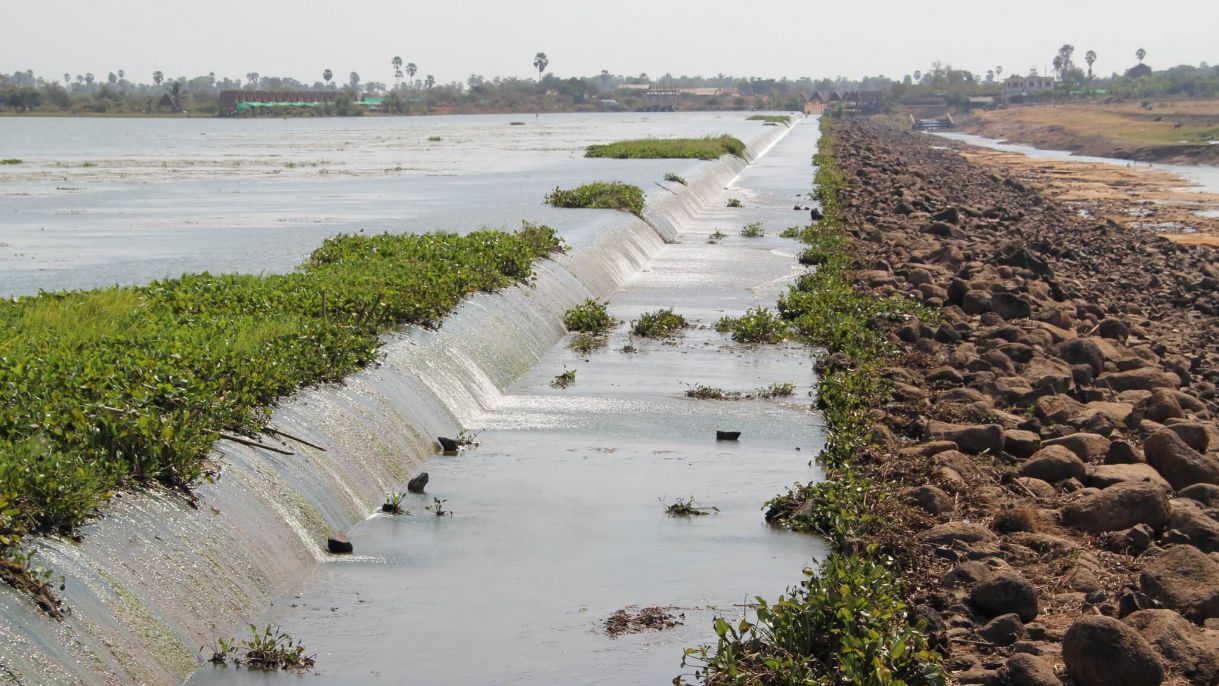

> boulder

[
  {"left": 1014, "top": 477, "right": 1058, "bottom": 499},
  {"left": 933, "top": 449, "right": 987, "bottom": 481},
  {"left": 979, "top": 612, "right": 1028, "bottom": 647},
  {"left": 1035, "top": 395, "right": 1084, "bottom": 424},
  {"left": 1178, "top": 484, "right": 1219, "bottom": 509},
  {"left": 1087, "top": 463, "right": 1171, "bottom": 490},
  {"left": 1003, "top": 653, "right": 1062, "bottom": 686},
  {"left": 1105, "top": 439, "right": 1145, "bottom": 465},
  {"left": 1005, "top": 429, "right": 1042, "bottom": 459},
  {"left": 1020, "top": 445, "right": 1087, "bottom": 483},
  {"left": 970, "top": 570, "right": 1039, "bottom": 622},
  {"left": 407, "top": 472, "right": 429, "bottom": 493},
  {"left": 921, "top": 521, "right": 998, "bottom": 547},
  {"left": 1062, "top": 615, "right": 1164, "bottom": 686},
  {"left": 993, "top": 292, "right": 1033, "bottom": 320},
  {"left": 1044, "top": 433, "right": 1111, "bottom": 462},
  {"left": 1055, "top": 338, "right": 1105, "bottom": 376},
  {"left": 1145, "top": 430, "right": 1219, "bottom": 490},
  {"left": 1140, "top": 544, "right": 1219, "bottom": 620},
  {"left": 1124, "top": 609, "right": 1219, "bottom": 686},
  {"left": 1022, "top": 357, "right": 1074, "bottom": 394},
  {"left": 1168, "top": 500, "right": 1219, "bottom": 554},
  {"left": 1137, "top": 389, "right": 1185, "bottom": 424},
  {"left": 1099, "top": 368, "right": 1181, "bottom": 392},
  {"left": 1080, "top": 401, "right": 1136, "bottom": 427},
  {"left": 926, "top": 421, "right": 1005, "bottom": 455},
  {"left": 1107, "top": 523, "right": 1156, "bottom": 555},
  {"left": 903, "top": 484, "right": 954, "bottom": 515},
  {"left": 327, "top": 532, "right": 354, "bottom": 555},
  {"left": 1060, "top": 481, "right": 1170, "bottom": 533},
  {"left": 1166, "top": 422, "right": 1212, "bottom": 453}
]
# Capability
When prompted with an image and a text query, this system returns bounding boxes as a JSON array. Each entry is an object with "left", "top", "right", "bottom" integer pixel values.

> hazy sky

[{"left": 4, "top": 0, "right": 1216, "bottom": 85}]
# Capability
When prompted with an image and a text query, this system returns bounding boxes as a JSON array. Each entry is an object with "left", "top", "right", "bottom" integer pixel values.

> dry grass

[{"left": 968, "top": 100, "right": 1219, "bottom": 149}]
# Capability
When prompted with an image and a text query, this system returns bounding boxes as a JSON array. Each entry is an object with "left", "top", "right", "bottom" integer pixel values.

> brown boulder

[
  {"left": 1087, "top": 463, "right": 1171, "bottom": 490},
  {"left": 1005, "top": 429, "right": 1042, "bottom": 459},
  {"left": 1168, "top": 500, "right": 1219, "bottom": 554},
  {"left": 1044, "top": 433, "right": 1111, "bottom": 462},
  {"left": 1138, "top": 388, "right": 1186, "bottom": 424},
  {"left": 1055, "top": 338, "right": 1105, "bottom": 376},
  {"left": 903, "top": 484, "right": 955, "bottom": 515},
  {"left": 1020, "top": 445, "right": 1088, "bottom": 483},
  {"left": 1100, "top": 367, "right": 1181, "bottom": 392},
  {"left": 1035, "top": 395, "right": 1084, "bottom": 424},
  {"left": 1144, "top": 430, "right": 1219, "bottom": 490},
  {"left": 926, "top": 421, "right": 1005, "bottom": 455},
  {"left": 1003, "top": 653, "right": 1062, "bottom": 686},
  {"left": 1140, "top": 545, "right": 1219, "bottom": 620},
  {"left": 1063, "top": 615, "right": 1164, "bottom": 686},
  {"left": 1060, "top": 481, "right": 1170, "bottom": 533},
  {"left": 921, "top": 521, "right": 998, "bottom": 547},
  {"left": 970, "top": 570, "right": 1039, "bottom": 622},
  {"left": 1124, "top": 609, "right": 1219, "bottom": 686}
]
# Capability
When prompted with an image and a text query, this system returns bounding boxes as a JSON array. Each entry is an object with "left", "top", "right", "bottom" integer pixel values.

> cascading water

[{"left": 0, "top": 118, "right": 819, "bottom": 685}]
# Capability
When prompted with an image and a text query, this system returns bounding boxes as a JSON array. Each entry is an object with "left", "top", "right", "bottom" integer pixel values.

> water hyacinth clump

[
  {"left": 545, "top": 182, "right": 645, "bottom": 216},
  {"left": 585, "top": 135, "right": 745, "bottom": 160}
]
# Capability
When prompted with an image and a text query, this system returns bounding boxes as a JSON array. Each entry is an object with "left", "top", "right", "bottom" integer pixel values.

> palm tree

[
  {"left": 323, "top": 68, "right": 333, "bottom": 87},
  {"left": 108, "top": 72, "right": 117, "bottom": 85},
  {"left": 1085, "top": 50, "right": 1097, "bottom": 79},
  {"left": 349, "top": 71, "right": 360, "bottom": 91},
  {"left": 424, "top": 74, "right": 435, "bottom": 89},
  {"left": 117, "top": 69, "right": 124, "bottom": 80},
  {"left": 85, "top": 73, "right": 95, "bottom": 86},
  {"left": 63, "top": 73, "right": 71, "bottom": 86},
  {"left": 533, "top": 52, "right": 549, "bottom": 80},
  {"left": 1136, "top": 48, "right": 1146, "bottom": 64},
  {"left": 406, "top": 62, "right": 417, "bottom": 85},
  {"left": 996, "top": 66, "right": 1003, "bottom": 79},
  {"left": 392, "top": 56, "right": 403, "bottom": 87},
  {"left": 246, "top": 72, "right": 259, "bottom": 89}
]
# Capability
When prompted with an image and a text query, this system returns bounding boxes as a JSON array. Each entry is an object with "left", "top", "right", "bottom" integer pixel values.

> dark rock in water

[
  {"left": 327, "top": 532, "right": 353, "bottom": 555},
  {"left": 437, "top": 436, "right": 459, "bottom": 452},
  {"left": 408, "top": 472, "right": 429, "bottom": 493},
  {"left": 809, "top": 207, "right": 824, "bottom": 221},
  {"left": 380, "top": 503, "right": 397, "bottom": 513},
  {"left": 716, "top": 431, "right": 741, "bottom": 441}
]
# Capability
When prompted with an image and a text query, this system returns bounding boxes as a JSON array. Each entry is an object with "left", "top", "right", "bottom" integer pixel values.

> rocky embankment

[{"left": 835, "top": 119, "right": 1219, "bottom": 685}]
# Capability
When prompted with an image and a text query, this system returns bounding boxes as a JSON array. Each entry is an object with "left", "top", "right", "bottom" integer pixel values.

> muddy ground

[{"left": 832, "top": 118, "right": 1219, "bottom": 685}]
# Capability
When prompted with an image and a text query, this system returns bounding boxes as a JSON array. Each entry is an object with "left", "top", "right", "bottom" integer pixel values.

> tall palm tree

[
  {"left": 1085, "top": 50, "right": 1097, "bottom": 79},
  {"left": 63, "top": 73, "right": 71, "bottom": 86},
  {"left": 246, "top": 72, "right": 259, "bottom": 89},
  {"left": 424, "top": 75, "right": 435, "bottom": 89},
  {"left": 533, "top": 52, "right": 549, "bottom": 80},
  {"left": 406, "top": 62, "right": 417, "bottom": 85},
  {"left": 392, "top": 56, "right": 403, "bottom": 87},
  {"left": 1136, "top": 48, "right": 1146, "bottom": 64},
  {"left": 323, "top": 69, "right": 333, "bottom": 87},
  {"left": 996, "top": 66, "right": 1003, "bottom": 79},
  {"left": 349, "top": 72, "right": 360, "bottom": 91}
]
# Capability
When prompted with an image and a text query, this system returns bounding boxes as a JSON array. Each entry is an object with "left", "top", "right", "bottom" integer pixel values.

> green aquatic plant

[
  {"left": 545, "top": 182, "right": 645, "bottom": 216},
  {"left": 715, "top": 307, "right": 788, "bottom": 344},
  {"left": 663, "top": 172, "right": 687, "bottom": 185},
  {"left": 630, "top": 308, "right": 687, "bottom": 338},
  {"left": 739, "top": 222, "right": 764, "bottom": 238},
  {"left": 685, "top": 385, "right": 741, "bottom": 401},
  {"left": 746, "top": 114, "right": 791, "bottom": 125},
  {"left": 0, "top": 222, "right": 562, "bottom": 611},
  {"left": 550, "top": 368, "right": 577, "bottom": 389},
  {"left": 585, "top": 135, "right": 745, "bottom": 160},
  {"left": 208, "top": 624, "right": 315, "bottom": 671},
  {"left": 562, "top": 299, "right": 614, "bottom": 334},
  {"left": 382, "top": 492, "right": 407, "bottom": 514},
  {"left": 427, "top": 136, "right": 442, "bottom": 142},
  {"left": 754, "top": 382, "right": 795, "bottom": 399},
  {"left": 426, "top": 497, "right": 451, "bottom": 517},
  {"left": 707, "top": 229, "right": 728, "bottom": 244},
  {"left": 0, "top": 159, "right": 22, "bottom": 165},
  {"left": 725, "top": 198, "right": 742, "bottom": 208},
  {"left": 661, "top": 496, "right": 717, "bottom": 516}
]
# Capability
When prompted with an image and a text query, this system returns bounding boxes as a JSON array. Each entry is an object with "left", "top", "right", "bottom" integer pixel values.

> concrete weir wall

[{"left": 0, "top": 122, "right": 794, "bottom": 686}]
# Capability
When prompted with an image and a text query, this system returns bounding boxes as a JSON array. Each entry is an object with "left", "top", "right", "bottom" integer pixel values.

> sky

[{"left": 3, "top": 0, "right": 1216, "bottom": 85}]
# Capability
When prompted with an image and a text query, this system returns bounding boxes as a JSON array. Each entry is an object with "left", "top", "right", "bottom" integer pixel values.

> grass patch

[
  {"left": 707, "top": 229, "right": 728, "bottom": 244},
  {"left": 509, "top": 121, "right": 526, "bottom": 125},
  {"left": 739, "top": 222, "right": 764, "bottom": 238},
  {"left": 0, "top": 222, "right": 562, "bottom": 611},
  {"left": 780, "top": 226, "right": 802, "bottom": 239},
  {"left": 562, "top": 299, "right": 614, "bottom": 334},
  {"left": 427, "top": 136, "right": 442, "bottom": 142},
  {"left": 686, "top": 383, "right": 795, "bottom": 400},
  {"left": 747, "top": 114, "right": 791, "bottom": 125},
  {"left": 755, "top": 382, "right": 795, "bottom": 399},
  {"left": 545, "top": 182, "right": 645, "bottom": 216},
  {"left": 630, "top": 308, "right": 687, "bottom": 338},
  {"left": 663, "top": 172, "right": 687, "bottom": 185},
  {"left": 569, "top": 333, "right": 607, "bottom": 355},
  {"left": 725, "top": 198, "right": 742, "bottom": 208},
  {"left": 0, "top": 159, "right": 22, "bottom": 165},
  {"left": 585, "top": 135, "right": 745, "bottom": 161},
  {"left": 714, "top": 307, "right": 788, "bottom": 344},
  {"left": 685, "top": 117, "right": 943, "bottom": 686},
  {"left": 686, "top": 385, "right": 741, "bottom": 400}
]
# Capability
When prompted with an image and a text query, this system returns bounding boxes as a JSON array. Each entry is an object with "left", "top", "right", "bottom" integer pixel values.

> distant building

[
  {"left": 967, "top": 96, "right": 997, "bottom": 109},
  {"left": 1002, "top": 75, "right": 1056, "bottom": 97},
  {"left": 218, "top": 90, "right": 343, "bottom": 116},
  {"left": 155, "top": 93, "right": 182, "bottom": 113}
]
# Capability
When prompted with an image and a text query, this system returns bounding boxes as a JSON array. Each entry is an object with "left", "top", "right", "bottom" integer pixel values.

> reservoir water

[{"left": 0, "top": 113, "right": 829, "bottom": 685}]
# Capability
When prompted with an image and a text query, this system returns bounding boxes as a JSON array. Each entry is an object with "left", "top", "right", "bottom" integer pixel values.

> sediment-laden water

[{"left": 0, "top": 114, "right": 826, "bottom": 685}]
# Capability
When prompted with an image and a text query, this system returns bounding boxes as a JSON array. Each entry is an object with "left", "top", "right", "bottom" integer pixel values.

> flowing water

[{"left": 0, "top": 114, "right": 829, "bottom": 685}]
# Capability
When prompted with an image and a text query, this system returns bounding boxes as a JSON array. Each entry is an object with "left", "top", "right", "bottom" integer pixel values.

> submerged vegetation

[
  {"left": 544, "top": 182, "right": 645, "bottom": 216},
  {"left": 707, "top": 229, "right": 728, "bottom": 244},
  {"left": 550, "top": 368, "right": 577, "bottom": 389},
  {"left": 738, "top": 222, "right": 764, "bottom": 238},
  {"left": 562, "top": 299, "right": 614, "bottom": 334},
  {"left": 661, "top": 496, "right": 718, "bottom": 516},
  {"left": 686, "top": 118, "right": 942, "bottom": 685},
  {"left": 725, "top": 198, "right": 742, "bottom": 208},
  {"left": 585, "top": 135, "right": 745, "bottom": 160},
  {"left": 746, "top": 114, "right": 791, "bottom": 125},
  {"left": 630, "top": 308, "right": 688, "bottom": 338},
  {"left": 663, "top": 172, "right": 688, "bottom": 185},
  {"left": 208, "top": 625, "right": 316, "bottom": 671},
  {"left": 714, "top": 307, "right": 788, "bottom": 344},
  {"left": 0, "top": 223, "right": 562, "bottom": 608}
]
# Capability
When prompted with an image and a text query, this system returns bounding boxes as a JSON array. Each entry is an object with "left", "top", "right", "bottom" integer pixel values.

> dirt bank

[
  {"left": 960, "top": 102, "right": 1219, "bottom": 165},
  {"left": 828, "top": 118, "right": 1219, "bottom": 685},
  {"left": 943, "top": 145, "right": 1219, "bottom": 246}
]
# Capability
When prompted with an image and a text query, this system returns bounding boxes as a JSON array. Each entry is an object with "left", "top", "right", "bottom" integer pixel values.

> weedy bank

[
  {"left": 0, "top": 223, "right": 562, "bottom": 610},
  {"left": 585, "top": 135, "right": 746, "bottom": 160},
  {"left": 683, "top": 118, "right": 944, "bottom": 685},
  {"left": 545, "top": 182, "right": 645, "bottom": 216}
]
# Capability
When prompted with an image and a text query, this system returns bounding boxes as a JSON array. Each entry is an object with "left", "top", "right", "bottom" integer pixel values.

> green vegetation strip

[
  {"left": 0, "top": 223, "right": 562, "bottom": 605},
  {"left": 684, "top": 118, "right": 944, "bottom": 685},
  {"left": 545, "top": 182, "right": 645, "bottom": 216},
  {"left": 585, "top": 135, "right": 745, "bottom": 160},
  {"left": 746, "top": 114, "right": 791, "bottom": 125}
]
